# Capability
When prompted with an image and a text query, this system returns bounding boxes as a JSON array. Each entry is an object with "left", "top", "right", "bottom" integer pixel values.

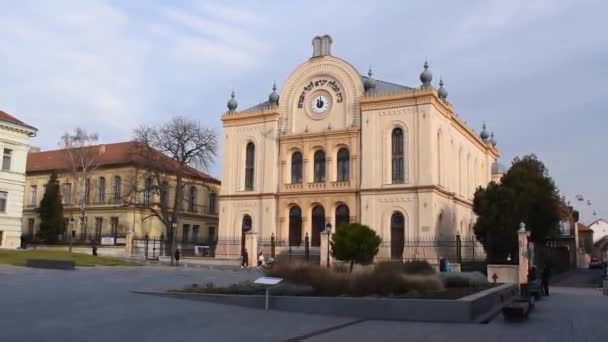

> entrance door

[
  {"left": 391, "top": 212, "right": 405, "bottom": 260},
  {"left": 289, "top": 206, "right": 302, "bottom": 246},
  {"left": 241, "top": 215, "right": 252, "bottom": 254},
  {"left": 311, "top": 205, "right": 325, "bottom": 247}
]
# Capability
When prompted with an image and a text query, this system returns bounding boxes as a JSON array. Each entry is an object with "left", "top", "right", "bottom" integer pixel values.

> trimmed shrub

[
  {"left": 439, "top": 272, "right": 489, "bottom": 288},
  {"left": 330, "top": 223, "right": 382, "bottom": 272},
  {"left": 374, "top": 260, "right": 435, "bottom": 275}
]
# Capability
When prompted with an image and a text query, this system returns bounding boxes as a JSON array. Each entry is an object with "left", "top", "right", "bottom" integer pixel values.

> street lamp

[
  {"left": 325, "top": 222, "right": 332, "bottom": 268},
  {"left": 171, "top": 221, "right": 177, "bottom": 265}
]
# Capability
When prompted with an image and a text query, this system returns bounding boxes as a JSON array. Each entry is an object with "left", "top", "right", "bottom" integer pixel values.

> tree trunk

[{"left": 350, "top": 260, "right": 354, "bottom": 273}]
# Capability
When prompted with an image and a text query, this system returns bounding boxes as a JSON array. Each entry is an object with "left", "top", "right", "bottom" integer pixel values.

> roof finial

[
  {"left": 420, "top": 59, "right": 433, "bottom": 88},
  {"left": 364, "top": 66, "right": 376, "bottom": 93},
  {"left": 480, "top": 123, "right": 489, "bottom": 141},
  {"left": 268, "top": 81, "right": 279, "bottom": 105},
  {"left": 438, "top": 76, "right": 448, "bottom": 101},
  {"left": 489, "top": 132, "right": 497, "bottom": 147},
  {"left": 227, "top": 89, "right": 238, "bottom": 112}
]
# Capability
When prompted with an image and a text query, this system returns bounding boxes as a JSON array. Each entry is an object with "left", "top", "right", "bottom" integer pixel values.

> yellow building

[
  {"left": 218, "top": 35, "right": 505, "bottom": 260},
  {"left": 22, "top": 142, "right": 220, "bottom": 245}
]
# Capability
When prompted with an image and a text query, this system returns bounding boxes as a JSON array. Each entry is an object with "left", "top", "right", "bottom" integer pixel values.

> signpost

[{"left": 254, "top": 277, "right": 283, "bottom": 311}]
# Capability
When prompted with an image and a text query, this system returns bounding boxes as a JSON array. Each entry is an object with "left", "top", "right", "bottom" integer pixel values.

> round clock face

[{"left": 311, "top": 95, "right": 330, "bottom": 114}]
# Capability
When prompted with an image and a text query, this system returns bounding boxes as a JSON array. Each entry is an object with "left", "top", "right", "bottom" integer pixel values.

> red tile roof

[
  {"left": 577, "top": 223, "right": 593, "bottom": 232},
  {"left": 26, "top": 141, "right": 220, "bottom": 184},
  {"left": 0, "top": 110, "right": 37, "bottom": 131}
]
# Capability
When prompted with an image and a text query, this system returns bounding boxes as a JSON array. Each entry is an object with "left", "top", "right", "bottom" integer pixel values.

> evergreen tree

[
  {"left": 38, "top": 171, "right": 64, "bottom": 243},
  {"left": 330, "top": 223, "right": 382, "bottom": 272},
  {"left": 473, "top": 155, "right": 561, "bottom": 263}
]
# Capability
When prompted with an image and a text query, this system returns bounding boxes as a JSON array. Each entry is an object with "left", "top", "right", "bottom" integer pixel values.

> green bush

[{"left": 439, "top": 272, "right": 489, "bottom": 288}]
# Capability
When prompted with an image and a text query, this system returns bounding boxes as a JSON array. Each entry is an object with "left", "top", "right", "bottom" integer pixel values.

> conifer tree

[{"left": 38, "top": 171, "right": 64, "bottom": 243}]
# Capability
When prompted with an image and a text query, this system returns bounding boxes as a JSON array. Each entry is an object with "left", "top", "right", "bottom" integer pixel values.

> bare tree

[
  {"left": 131, "top": 116, "right": 217, "bottom": 264},
  {"left": 59, "top": 128, "right": 101, "bottom": 251}
]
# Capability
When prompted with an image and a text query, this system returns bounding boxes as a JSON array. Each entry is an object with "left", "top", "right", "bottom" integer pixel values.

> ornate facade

[{"left": 218, "top": 35, "right": 504, "bottom": 260}]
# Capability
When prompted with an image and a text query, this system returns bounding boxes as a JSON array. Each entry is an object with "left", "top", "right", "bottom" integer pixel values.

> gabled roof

[
  {"left": 588, "top": 218, "right": 608, "bottom": 227},
  {"left": 26, "top": 141, "right": 220, "bottom": 184},
  {"left": 0, "top": 110, "right": 37, "bottom": 133}
]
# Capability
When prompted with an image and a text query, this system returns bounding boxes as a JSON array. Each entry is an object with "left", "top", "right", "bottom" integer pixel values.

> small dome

[
  {"left": 268, "top": 82, "right": 279, "bottom": 104},
  {"left": 492, "top": 161, "right": 508, "bottom": 175},
  {"left": 364, "top": 67, "right": 377, "bottom": 92},
  {"left": 438, "top": 77, "right": 448, "bottom": 100},
  {"left": 227, "top": 90, "right": 238, "bottom": 111},
  {"left": 420, "top": 60, "right": 432, "bottom": 87},
  {"left": 489, "top": 132, "right": 497, "bottom": 147},
  {"left": 480, "top": 123, "right": 489, "bottom": 141}
]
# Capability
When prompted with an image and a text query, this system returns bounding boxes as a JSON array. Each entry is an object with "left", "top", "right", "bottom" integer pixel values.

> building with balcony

[
  {"left": 0, "top": 110, "right": 37, "bottom": 249},
  {"left": 22, "top": 141, "right": 220, "bottom": 244},
  {"left": 217, "top": 35, "right": 503, "bottom": 260}
]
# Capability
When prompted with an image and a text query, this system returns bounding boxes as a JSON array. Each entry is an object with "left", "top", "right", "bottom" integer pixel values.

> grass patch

[{"left": 0, "top": 249, "right": 139, "bottom": 267}]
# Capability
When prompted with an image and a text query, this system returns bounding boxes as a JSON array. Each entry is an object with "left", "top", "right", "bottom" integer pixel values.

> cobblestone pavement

[{"left": 1, "top": 265, "right": 607, "bottom": 342}]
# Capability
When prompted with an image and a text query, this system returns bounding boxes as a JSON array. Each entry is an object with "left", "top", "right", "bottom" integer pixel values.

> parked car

[{"left": 589, "top": 258, "right": 602, "bottom": 269}]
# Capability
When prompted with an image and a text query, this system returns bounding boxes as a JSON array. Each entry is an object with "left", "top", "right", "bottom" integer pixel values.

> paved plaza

[{"left": 1, "top": 265, "right": 607, "bottom": 342}]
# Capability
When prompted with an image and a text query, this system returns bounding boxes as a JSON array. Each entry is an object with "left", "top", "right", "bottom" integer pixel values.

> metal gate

[{"left": 132, "top": 235, "right": 165, "bottom": 260}]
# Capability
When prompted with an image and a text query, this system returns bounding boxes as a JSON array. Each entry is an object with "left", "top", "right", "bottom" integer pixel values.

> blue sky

[{"left": 0, "top": 0, "right": 605, "bottom": 222}]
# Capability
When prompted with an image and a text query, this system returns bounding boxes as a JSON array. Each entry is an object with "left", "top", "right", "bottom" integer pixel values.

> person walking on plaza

[
  {"left": 174, "top": 248, "right": 181, "bottom": 266},
  {"left": 541, "top": 263, "right": 552, "bottom": 296},
  {"left": 241, "top": 248, "right": 249, "bottom": 269}
]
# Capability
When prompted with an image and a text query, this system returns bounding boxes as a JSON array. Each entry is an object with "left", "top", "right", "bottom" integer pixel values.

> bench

[
  {"left": 25, "top": 259, "right": 76, "bottom": 270},
  {"left": 502, "top": 296, "right": 534, "bottom": 320}
]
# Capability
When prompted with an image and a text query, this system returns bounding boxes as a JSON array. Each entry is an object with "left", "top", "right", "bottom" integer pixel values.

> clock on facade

[{"left": 311, "top": 94, "right": 331, "bottom": 114}]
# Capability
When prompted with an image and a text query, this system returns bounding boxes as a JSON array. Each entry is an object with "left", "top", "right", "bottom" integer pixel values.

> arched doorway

[
  {"left": 289, "top": 206, "right": 302, "bottom": 246},
  {"left": 335, "top": 204, "right": 350, "bottom": 228},
  {"left": 390, "top": 212, "right": 405, "bottom": 260},
  {"left": 311, "top": 205, "right": 325, "bottom": 246},
  {"left": 241, "top": 215, "right": 252, "bottom": 254}
]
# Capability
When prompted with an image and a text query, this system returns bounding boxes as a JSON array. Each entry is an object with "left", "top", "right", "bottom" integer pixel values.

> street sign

[
  {"left": 254, "top": 277, "right": 283, "bottom": 311},
  {"left": 254, "top": 277, "right": 283, "bottom": 286}
]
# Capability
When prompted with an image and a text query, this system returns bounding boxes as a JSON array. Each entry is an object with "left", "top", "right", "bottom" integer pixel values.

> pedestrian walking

[
  {"left": 175, "top": 248, "right": 181, "bottom": 266},
  {"left": 541, "top": 263, "right": 552, "bottom": 296},
  {"left": 241, "top": 248, "right": 249, "bottom": 269}
]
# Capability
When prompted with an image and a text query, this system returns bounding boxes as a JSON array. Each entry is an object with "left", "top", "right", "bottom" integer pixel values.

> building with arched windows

[{"left": 217, "top": 35, "right": 503, "bottom": 261}]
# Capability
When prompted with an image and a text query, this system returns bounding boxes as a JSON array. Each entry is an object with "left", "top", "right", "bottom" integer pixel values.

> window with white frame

[
  {"left": 0, "top": 191, "right": 7, "bottom": 212},
  {"left": 30, "top": 185, "right": 37, "bottom": 206},
  {"left": 2, "top": 148, "right": 12, "bottom": 171}
]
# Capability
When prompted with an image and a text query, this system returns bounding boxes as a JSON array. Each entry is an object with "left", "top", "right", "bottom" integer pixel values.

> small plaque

[{"left": 254, "top": 277, "right": 283, "bottom": 286}]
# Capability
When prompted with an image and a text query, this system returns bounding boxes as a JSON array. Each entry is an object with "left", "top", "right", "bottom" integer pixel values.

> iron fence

[
  {"left": 258, "top": 233, "right": 318, "bottom": 264},
  {"left": 376, "top": 235, "right": 486, "bottom": 264}
]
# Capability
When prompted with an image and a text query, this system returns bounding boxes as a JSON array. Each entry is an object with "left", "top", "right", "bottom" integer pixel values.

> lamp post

[
  {"left": 325, "top": 222, "right": 332, "bottom": 268},
  {"left": 171, "top": 221, "right": 177, "bottom": 266}
]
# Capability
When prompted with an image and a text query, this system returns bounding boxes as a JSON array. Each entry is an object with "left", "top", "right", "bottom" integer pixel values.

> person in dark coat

[
  {"left": 175, "top": 248, "right": 181, "bottom": 266},
  {"left": 541, "top": 263, "right": 552, "bottom": 296},
  {"left": 241, "top": 248, "right": 249, "bottom": 269}
]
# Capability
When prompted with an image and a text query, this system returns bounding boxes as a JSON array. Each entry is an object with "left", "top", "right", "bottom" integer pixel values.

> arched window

[
  {"left": 311, "top": 205, "right": 325, "bottom": 246},
  {"left": 391, "top": 128, "right": 404, "bottom": 183},
  {"left": 336, "top": 148, "right": 350, "bottom": 181},
  {"left": 390, "top": 212, "right": 405, "bottom": 260},
  {"left": 98, "top": 177, "right": 106, "bottom": 203},
  {"left": 335, "top": 204, "right": 350, "bottom": 228},
  {"left": 245, "top": 142, "right": 255, "bottom": 190},
  {"left": 314, "top": 150, "right": 326, "bottom": 183},
  {"left": 112, "top": 176, "right": 121, "bottom": 203},
  {"left": 208, "top": 192, "right": 217, "bottom": 214},
  {"left": 291, "top": 151, "right": 303, "bottom": 184},
  {"left": 188, "top": 186, "right": 197, "bottom": 212},
  {"left": 289, "top": 206, "right": 302, "bottom": 246},
  {"left": 437, "top": 131, "right": 442, "bottom": 186},
  {"left": 144, "top": 177, "right": 152, "bottom": 206}
]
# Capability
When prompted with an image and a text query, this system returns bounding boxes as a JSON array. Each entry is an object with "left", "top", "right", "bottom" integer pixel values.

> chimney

[
  {"left": 312, "top": 34, "right": 332, "bottom": 57},
  {"left": 29, "top": 146, "right": 41, "bottom": 153}
]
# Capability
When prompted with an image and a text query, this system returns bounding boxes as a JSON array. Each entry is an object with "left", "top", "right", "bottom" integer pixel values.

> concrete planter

[
  {"left": 136, "top": 283, "right": 517, "bottom": 323},
  {"left": 487, "top": 264, "right": 519, "bottom": 284}
]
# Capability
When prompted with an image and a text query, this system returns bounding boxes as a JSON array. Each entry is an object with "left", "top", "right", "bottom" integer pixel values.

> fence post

[
  {"left": 144, "top": 234, "right": 149, "bottom": 259},
  {"left": 305, "top": 233, "right": 310, "bottom": 261},
  {"left": 160, "top": 233, "right": 165, "bottom": 257},
  {"left": 456, "top": 234, "right": 462, "bottom": 263},
  {"left": 271, "top": 233, "right": 275, "bottom": 258}
]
